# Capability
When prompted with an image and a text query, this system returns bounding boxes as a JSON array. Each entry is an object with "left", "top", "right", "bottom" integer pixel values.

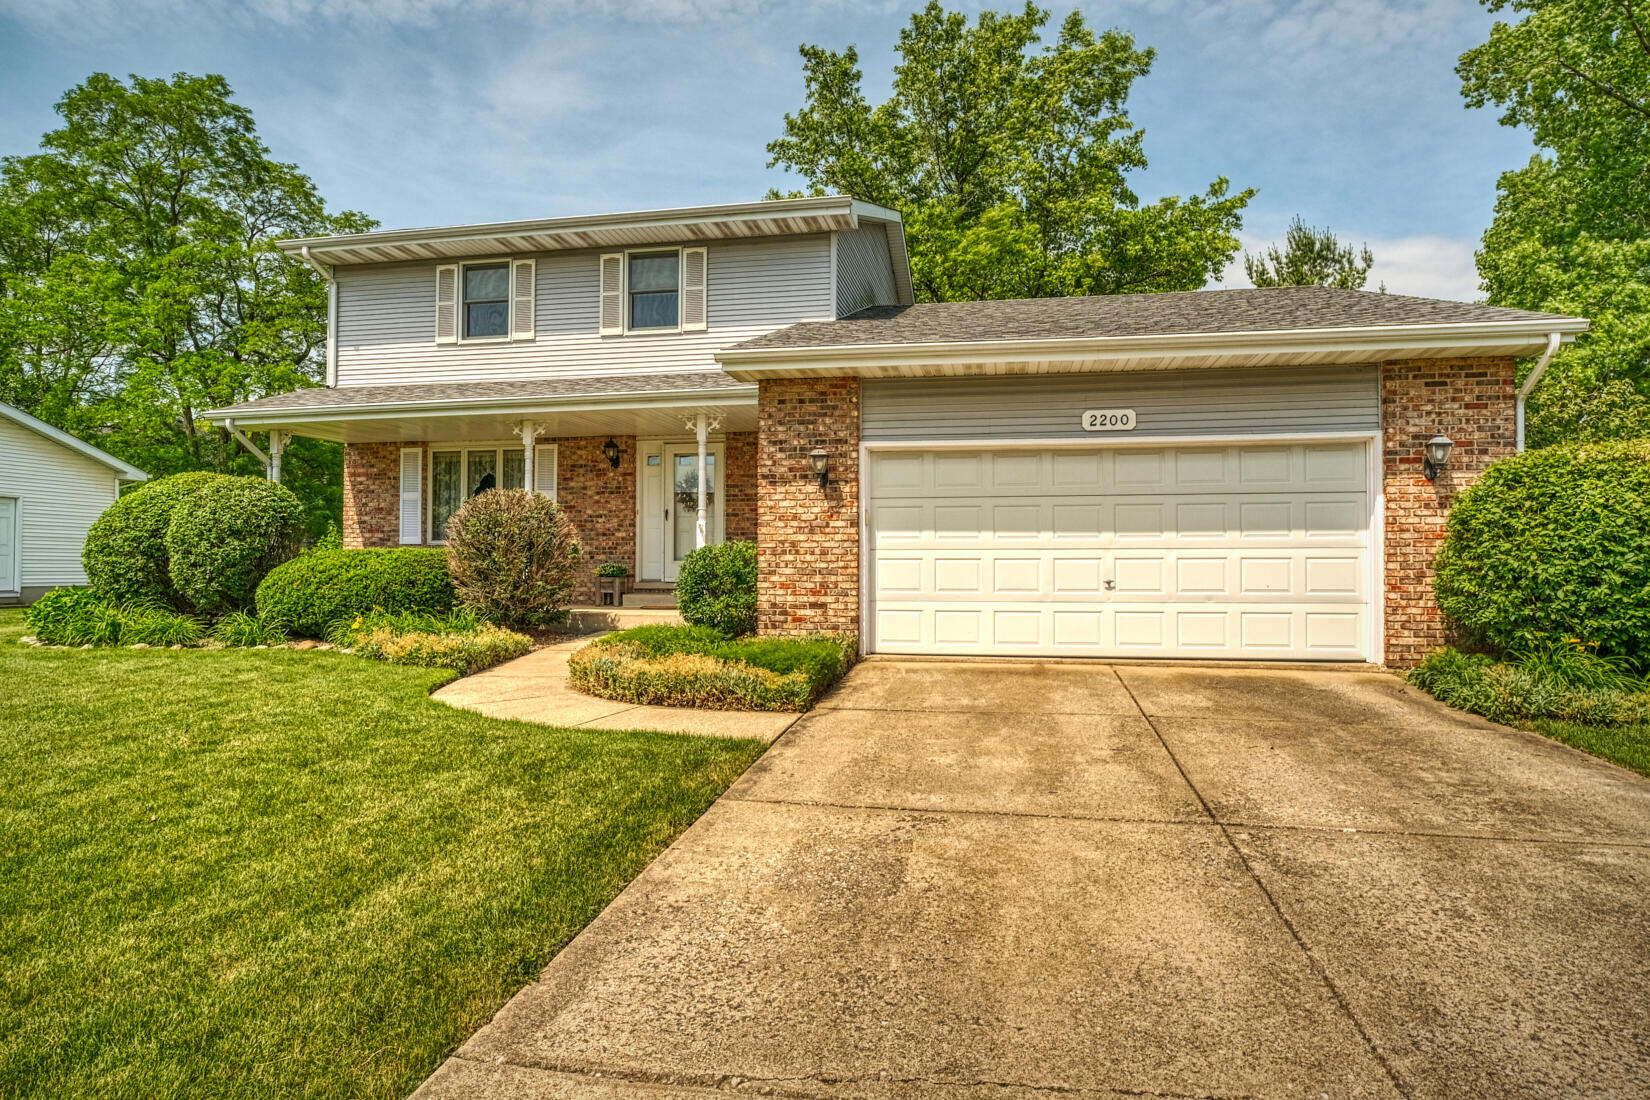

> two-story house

[{"left": 210, "top": 196, "right": 1587, "bottom": 666}]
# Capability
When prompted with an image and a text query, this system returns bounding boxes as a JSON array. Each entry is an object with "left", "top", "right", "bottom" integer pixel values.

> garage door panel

[{"left": 867, "top": 444, "right": 1372, "bottom": 660}]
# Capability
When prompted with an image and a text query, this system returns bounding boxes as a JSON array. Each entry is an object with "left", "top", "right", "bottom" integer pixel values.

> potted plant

[{"left": 595, "top": 562, "right": 630, "bottom": 605}]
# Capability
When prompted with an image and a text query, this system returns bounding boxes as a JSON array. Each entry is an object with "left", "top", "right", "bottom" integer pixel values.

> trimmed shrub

[
  {"left": 675, "top": 540, "right": 757, "bottom": 636},
  {"left": 256, "top": 548, "right": 455, "bottom": 638},
  {"left": 1410, "top": 646, "right": 1650, "bottom": 727},
  {"left": 568, "top": 625, "right": 857, "bottom": 711},
  {"left": 165, "top": 477, "right": 305, "bottom": 615},
  {"left": 214, "top": 611, "right": 288, "bottom": 648},
  {"left": 1434, "top": 440, "right": 1650, "bottom": 669},
  {"left": 351, "top": 624, "right": 531, "bottom": 675},
  {"left": 23, "top": 588, "right": 203, "bottom": 647},
  {"left": 83, "top": 472, "right": 231, "bottom": 608},
  {"left": 444, "top": 489, "right": 579, "bottom": 630}
]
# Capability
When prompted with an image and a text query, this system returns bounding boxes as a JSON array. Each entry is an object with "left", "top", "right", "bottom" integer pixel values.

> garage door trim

[{"left": 858, "top": 431, "right": 1384, "bottom": 662}]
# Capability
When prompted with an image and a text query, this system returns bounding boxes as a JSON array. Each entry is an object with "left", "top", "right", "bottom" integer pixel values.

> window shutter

[
  {"left": 434, "top": 264, "right": 458, "bottom": 344},
  {"left": 598, "top": 253, "right": 624, "bottom": 336},
  {"left": 399, "top": 448, "right": 423, "bottom": 544},
  {"left": 533, "top": 444, "right": 557, "bottom": 500},
  {"left": 510, "top": 258, "right": 536, "bottom": 340},
  {"left": 681, "top": 246, "right": 707, "bottom": 331}
]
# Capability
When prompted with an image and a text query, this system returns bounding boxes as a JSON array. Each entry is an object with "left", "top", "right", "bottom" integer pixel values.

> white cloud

[
  {"left": 1112, "top": 0, "right": 1469, "bottom": 64},
  {"left": 1220, "top": 231, "right": 1484, "bottom": 302}
]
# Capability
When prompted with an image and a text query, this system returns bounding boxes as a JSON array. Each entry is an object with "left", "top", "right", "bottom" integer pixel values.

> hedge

[
  {"left": 166, "top": 477, "right": 305, "bottom": 615},
  {"left": 82, "top": 472, "right": 231, "bottom": 608},
  {"left": 675, "top": 541, "right": 757, "bottom": 636},
  {"left": 1434, "top": 439, "right": 1650, "bottom": 669},
  {"left": 255, "top": 548, "right": 456, "bottom": 638},
  {"left": 567, "top": 625, "right": 856, "bottom": 711}
]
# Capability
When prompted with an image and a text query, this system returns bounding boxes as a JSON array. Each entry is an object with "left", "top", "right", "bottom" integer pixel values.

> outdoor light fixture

[
  {"left": 808, "top": 447, "right": 830, "bottom": 488},
  {"left": 602, "top": 437, "right": 621, "bottom": 468},
  {"left": 1422, "top": 434, "right": 1454, "bottom": 481}
]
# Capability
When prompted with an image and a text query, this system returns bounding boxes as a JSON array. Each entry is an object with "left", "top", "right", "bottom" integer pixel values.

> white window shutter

[
  {"left": 434, "top": 264, "right": 458, "bottom": 344},
  {"left": 681, "top": 246, "right": 707, "bottom": 331},
  {"left": 510, "top": 258, "right": 536, "bottom": 340},
  {"left": 533, "top": 444, "right": 557, "bottom": 500},
  {"left": 598, "top": 253, "right": 624, "bottom": 336},
  {"left": 399, "top": 448, "right": 423, "bottom": 544}
]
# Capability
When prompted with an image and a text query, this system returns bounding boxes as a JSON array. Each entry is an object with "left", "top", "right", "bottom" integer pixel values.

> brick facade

[
  {"left": 342, "top": 442, "right": 421, "bottom": 548},
  {"left": 724, "top": 431, "right": 757, "bottom": 542},
  {"left": 1380, "top": 356, "right": 1517, "bottom": 667},
  {"left": 756, "top": 378, "right": 861, "bottom": 635}
]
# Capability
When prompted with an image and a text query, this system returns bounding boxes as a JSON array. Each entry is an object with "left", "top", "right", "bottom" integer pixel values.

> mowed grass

[
  {"left": 0, "top": 608, "right": 766, "bottom": 1099},
  {"left": 1528, "top": 718, "right": 1650, "bottom": 778}
]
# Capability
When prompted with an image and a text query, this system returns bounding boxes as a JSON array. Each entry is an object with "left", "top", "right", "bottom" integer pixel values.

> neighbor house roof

[
  {"left": 0, "top": 402, "right": 148, "bottom": 481},
  {"left": 277, "top": 196, "right": 906, "bottom": 268},
  {"left": 717, "top": 286, "right": 1588, "bottom": 379}
]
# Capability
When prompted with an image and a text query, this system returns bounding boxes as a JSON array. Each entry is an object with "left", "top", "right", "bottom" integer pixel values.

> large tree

[
  {"left": 1244, "top": 216, "right": 1376, "bottom": 290},
  {"left": 767, "top": 2, "right": 1253, "bottom": 302},
  {"left": 1458, "top": 0, "right": 1650, "bottom": 446},
  {"left": 0, "top": 72, "right": 373, "bottom": 535}
]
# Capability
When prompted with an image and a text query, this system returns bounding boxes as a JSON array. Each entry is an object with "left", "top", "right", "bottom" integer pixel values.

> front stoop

[
  {"left": 621, "top": 581, "right": 678, "bottom": 609},
  {"left": 567, "top": 607, "right": 682, "bottom": 633}
]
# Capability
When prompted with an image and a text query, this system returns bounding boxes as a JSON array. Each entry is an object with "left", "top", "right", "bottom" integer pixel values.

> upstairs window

[
  {"left": 463, "top": 263, "right": 510, "bottom": 339},
  {"left": 628, "top": 251, "right": 679, "bottom": 330}
]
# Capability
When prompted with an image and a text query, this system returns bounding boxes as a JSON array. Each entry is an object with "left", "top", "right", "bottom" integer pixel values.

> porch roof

[{"left": 205, "top": 372, "right": 756, "bottom": 444}]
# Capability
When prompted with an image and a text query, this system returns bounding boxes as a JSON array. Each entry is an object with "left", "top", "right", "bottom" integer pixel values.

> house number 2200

[{"left": 1081, "top": 408, "right": 1136, "bottom": 431}]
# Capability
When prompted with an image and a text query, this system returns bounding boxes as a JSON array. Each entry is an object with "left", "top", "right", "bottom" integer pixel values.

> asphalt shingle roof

[
  {"left": 212, "top": 371, "right": 750, "bottom": 416},
  {"left": 729, "top": 286, "right": 1577, "bottom": 352}
]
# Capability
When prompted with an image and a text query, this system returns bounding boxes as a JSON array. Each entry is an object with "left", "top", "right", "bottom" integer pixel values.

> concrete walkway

[
  {"left": 432, "top": 638, "right": 797, "bottom": 743},
  {"left": 415, "top": 660, "right": 1650, "bottom": 1099}
]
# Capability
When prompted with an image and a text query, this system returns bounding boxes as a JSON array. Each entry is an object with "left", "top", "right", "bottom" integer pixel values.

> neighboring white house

[{"left": 0, "top": 402, "right": 148, "bottom": 606}]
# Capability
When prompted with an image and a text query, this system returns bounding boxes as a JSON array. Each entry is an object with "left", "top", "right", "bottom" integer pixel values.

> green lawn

[
  {"left": 1527, "top": 718, "right": 1650, "bottom": 778},
  {"left": 0, "top": 608, "right": 766, "bottom": 1099}
]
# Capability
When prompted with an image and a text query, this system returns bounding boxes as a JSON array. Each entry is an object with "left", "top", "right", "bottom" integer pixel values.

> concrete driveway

[{"left": 414, "top": 661, "right": 1650, "bottom": 1100}]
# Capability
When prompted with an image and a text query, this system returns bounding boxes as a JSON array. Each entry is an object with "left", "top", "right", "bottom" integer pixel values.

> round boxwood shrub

[
  {"left": 1434, "top": 439, "right": 1650, "bottom": 668},
  {"left": 676, "top": 540, "right": 757, "bottom": 637},
  {"left": 165, "top": 476, "right": 305, "bottom": 615},
  {"left": 444, "top": 489, "right": 581, "bottom": 630},
  {"left": 255, "top": 547, "right": 456, "bottom": 638},
  {"left": 83, "top": 471, "right": 232, "bottom": 608}
]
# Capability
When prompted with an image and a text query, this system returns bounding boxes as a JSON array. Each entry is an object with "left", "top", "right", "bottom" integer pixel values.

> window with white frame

[
  {"left": 462, "top": 263, "right": 510, "bottom": 339},
  {"left": 429, "top": 446, "right": 529, "bottom": 542},
  {"left": 627, "top": 250, "right": 680, "bottom": 330}
]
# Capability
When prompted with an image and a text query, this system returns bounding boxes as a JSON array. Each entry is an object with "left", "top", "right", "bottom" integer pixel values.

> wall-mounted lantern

[
  {"left": 1422, "top": 434, "right": 1454, "bottom": 482},
  {"left": 808, "top": 447, "right": 829, "bottom": 489},
  {"left": 602, "top": 437, "right": 621, "bottom": 468}
]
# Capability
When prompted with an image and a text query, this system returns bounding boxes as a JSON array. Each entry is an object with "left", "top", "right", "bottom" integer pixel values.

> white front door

[
  {"left": 866, "top": 442, "right": 1373, "bottom": 660},
  {"left": 0, "top": 497, "right": 16, "bottom": 594},
  {"left": 663, "top": 444, "right": 723, "bottom": 581}
]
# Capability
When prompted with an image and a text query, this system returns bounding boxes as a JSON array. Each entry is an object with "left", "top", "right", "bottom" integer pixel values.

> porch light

[
  {"left": 808, "top": 447, "right": 829, "bottom": 488},
  {"left": 602, "top": 437, "right": 621, "bottom": 468},
  {"left": 1422, "top": 434, "right": 1454, "bottom": 481}
]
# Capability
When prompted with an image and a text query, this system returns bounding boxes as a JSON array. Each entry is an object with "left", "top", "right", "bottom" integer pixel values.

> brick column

[
  {"left": 342, "top": 442, "right": 419, "bottom": 548},
  {"left": 723, "top": 431, "right": 757, "bottom": 542},
  {"left": 1380, "top": 357, "right": 1516, "bottom": 666},
  {"left": 555, "top": 435, "right": 637, "bottom": 605},
  {"left": 757, "top": 378, "right": 860, "bottom": 635}
]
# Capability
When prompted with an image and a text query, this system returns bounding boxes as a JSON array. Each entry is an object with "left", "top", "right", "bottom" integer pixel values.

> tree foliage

[
  {"left": 1458, "top": 0, "right": 1650, "bottom": 444},
  {"left": 0, "top": 72, "right": 372, "bottom": 536},
  {"left": 767, "top": 2, "right": 1253, "bottom": 302},
  {"left": 1243, "top": 216, "right": 1376, "bottom": 289}
]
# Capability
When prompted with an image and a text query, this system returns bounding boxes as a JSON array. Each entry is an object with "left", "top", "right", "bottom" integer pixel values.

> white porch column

[
  {"left": 694, "top": 412, "right": 708, "bottom": 549},
  {"left": 519, "top": 419, "right": 536, "bottom": 489},
  {"left": 268, "top": 430, "right": 287, "bottom": 483}
]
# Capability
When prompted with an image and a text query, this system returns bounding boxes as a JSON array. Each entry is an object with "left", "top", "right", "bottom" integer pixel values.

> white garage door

[{"left": 866, "top": 442, "right": 1373, "bottom": 661}]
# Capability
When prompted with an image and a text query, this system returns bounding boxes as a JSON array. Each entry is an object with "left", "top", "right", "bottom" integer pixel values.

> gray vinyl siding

[
  {"left": 860, "top": 366, "right": 1380, "bottom": 442},
  {"left": 0, "top": 416, "right": 119, "bottom": 589},
  {"left": 835, "top": 225, "right": 898, "bottom": 317},
  {"left": 334, "top": 234, "right": 833, "bottom": 387}
]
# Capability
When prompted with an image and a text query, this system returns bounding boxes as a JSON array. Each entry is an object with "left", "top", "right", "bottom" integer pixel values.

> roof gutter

[
  {"left": 203, "top": 385, "right": 759, "bottom": 427},
  {"left": 1516, "top": 331, "right": 1565, "bottom": 451},
  {"left": 298, "top": 246, "right": 338, "bottom": 388}
]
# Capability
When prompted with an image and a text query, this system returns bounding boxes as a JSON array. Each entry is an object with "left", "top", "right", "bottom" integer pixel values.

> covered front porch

[{"left": 212, "top": 374, "right": 757, "bottom": 606}]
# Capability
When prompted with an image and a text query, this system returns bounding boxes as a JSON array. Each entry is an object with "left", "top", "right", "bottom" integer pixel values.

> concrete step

[
  {"left": 622, "top": 589, "right": 677, "bottom": 609},
  {"left": 567, "top": 607, "right": 684, "bottom": 633}
]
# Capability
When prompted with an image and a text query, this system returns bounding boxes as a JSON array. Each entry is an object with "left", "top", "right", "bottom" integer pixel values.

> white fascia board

[
  {"left": 0, "top": 401, "right": 149, "bottom": 481},
  {"left": 714, "top": 319, "right": 1589, "bottom": 377},
  {"left": 205, "top": 387, "right": 759, "bottom": 428}
]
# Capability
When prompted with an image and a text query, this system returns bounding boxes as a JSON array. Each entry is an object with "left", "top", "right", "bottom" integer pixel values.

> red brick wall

[
  {"left": 556, "top": 435, "right": 637, "bottom": 605},
  {"left": 724, "top": 431, "right": 756, "bottom": 542},
  {"left": 757, "top": 378, "right": 860, "bottom": 635},
  {"left": 1381, "top": 357, "right": 1517, "bottom": 667},
  {"left": 342, "top": 442, "right": 421, "bottom": 548}
]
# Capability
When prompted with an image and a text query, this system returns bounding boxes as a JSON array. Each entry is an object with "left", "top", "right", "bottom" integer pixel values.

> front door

[{"left": 663, "top": 445, "right": 722, "bottom": 581}]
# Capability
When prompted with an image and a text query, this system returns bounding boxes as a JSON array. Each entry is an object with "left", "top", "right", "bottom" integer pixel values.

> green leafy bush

[
  {"left": 1434, "top": 440, "right": 1650, "bottom": 669},
  {"left": 82, "top": 472, "right": 230, "bottom": 608},
  {"left": 255, "top": 548, "right": 455, "bottom": 638},
  {"left": 444, "top": 489, "right": 579, "bottom": 629},
  {"left": 1410, "top": 646, "right": 1650, "bottom": 727},
  {"left": 166, "top": 477, "right": 305, "bottom": 615},
  {"left": 351, "top": 624, "right": 531, "bottom": 675},
  {"left": 119, "top": 604, "right": 207, "bottom": 646},
  {"left": 214, "top": 611, "right": 288, "bottom": 647},
  {"left": 568, "top": 625, "right": 857, "bottom": 711},
  {"left": 326, "top": 607, "right": 482, "bottom": 647},
  {"left": 24, "top": 588, "right": 203, "bottom": 646},
  {"left": 675, "top": 540, "right": 757, "bottom": 636}
]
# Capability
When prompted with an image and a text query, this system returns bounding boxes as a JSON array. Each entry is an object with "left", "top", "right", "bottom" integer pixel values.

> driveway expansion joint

[{"left": 726, "top": 792, "right": 1213, "bottom": 827}]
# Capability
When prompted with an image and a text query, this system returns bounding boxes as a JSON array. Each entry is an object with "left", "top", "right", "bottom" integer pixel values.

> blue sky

[{"left": 1, "top": 0, "right": 1534, "bottom": 302}]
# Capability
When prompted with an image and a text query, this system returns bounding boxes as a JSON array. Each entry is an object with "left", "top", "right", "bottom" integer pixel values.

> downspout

[
  {"left": 223, "top": 418, "right": 271, "bottom": 473},
  {"left": 299, "top": 246, "right": 338, "bottom": 388},
  {"left": 1516, "top": 331, "right": 1564, "bottom": 451}
]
